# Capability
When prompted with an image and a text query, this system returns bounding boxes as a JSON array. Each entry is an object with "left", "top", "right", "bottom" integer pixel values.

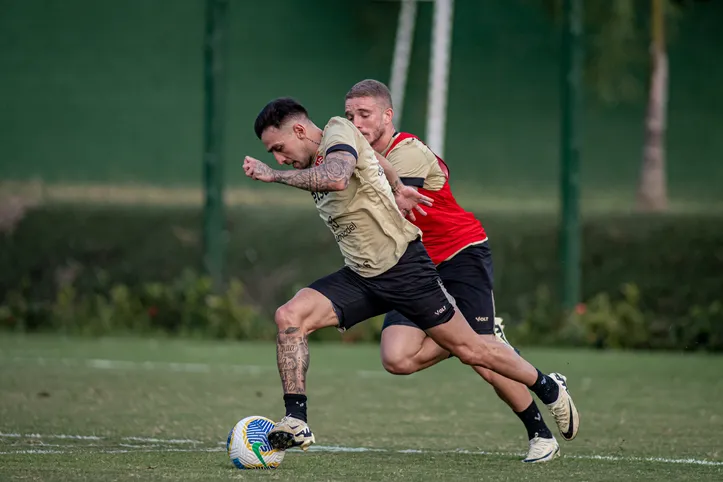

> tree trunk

[{"left": 636, "top": 0, "right": 668, "bottom": 212}]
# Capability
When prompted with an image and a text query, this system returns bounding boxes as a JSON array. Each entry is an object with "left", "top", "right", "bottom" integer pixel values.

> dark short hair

[
  {"left": 345, "top": 79, "right": 393, "bottom": 109},
  {"left": 253, "top": 97, "right": 309, "bottom": 139}
]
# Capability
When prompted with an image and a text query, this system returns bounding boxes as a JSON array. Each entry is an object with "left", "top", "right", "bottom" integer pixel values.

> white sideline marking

[
  {"left": 1, "top": 433, "right": 722, "bottom": 466},
  {"left": 310, "top": 446, "right": 723, "bottom": 467},
  {"left": 3, "top": 356, "right": 270, "bottom": 375},
  {"left": 0, "top": 449, "right": 67, "bottom": 455},
  {"left": 2, "top": 356, "right": 396, "bottom": 378},
  {"left": 122, "top": 436, "right": 203, "bottom": 444},
  {"left": 0, "top": 448, "right": 225, "bottom": 455},
  {"left": 0, "top": 433, "right": 103, "bottom": 441},
  {"left": 0, "top": 433, "right": 204, "bottom": 444}
]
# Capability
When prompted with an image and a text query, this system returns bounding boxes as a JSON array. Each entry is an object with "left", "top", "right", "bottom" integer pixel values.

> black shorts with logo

[
  {"left": 309, "top": 239, "right": 455, "bottom": 331},
  {"left": 383, "top": 242, "right": 496, "bottom": 335}
]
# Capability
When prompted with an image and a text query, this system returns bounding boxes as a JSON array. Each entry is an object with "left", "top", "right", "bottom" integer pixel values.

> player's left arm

[
  {"left": 375, "top": 152, "right": 432, "bottom": 221},
  {"left": 386, "top": 139, "right": 439, "bottom": 190},
  {"left": 243, "top": 150, "right": 356, "bottom": 192},
  {"left": 375, "top": 152, "right": 403, "bottom": 195}
]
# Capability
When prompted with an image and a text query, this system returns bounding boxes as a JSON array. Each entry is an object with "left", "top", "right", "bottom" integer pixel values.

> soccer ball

[{"left": 226, "top": 416, "right": 285, "bottom": 470}]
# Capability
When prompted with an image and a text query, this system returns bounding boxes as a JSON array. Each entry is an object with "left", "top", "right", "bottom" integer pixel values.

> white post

[
  {"left": 426, "top": 0, "right": 454, "bottom": 157},
  {"left": 389, "top": 0, "right": 418, "bottom": 127}
]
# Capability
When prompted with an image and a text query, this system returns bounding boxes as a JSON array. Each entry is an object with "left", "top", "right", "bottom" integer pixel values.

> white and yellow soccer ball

[{"left": 226, "top": 416, "right": 285, "bottom": 470}]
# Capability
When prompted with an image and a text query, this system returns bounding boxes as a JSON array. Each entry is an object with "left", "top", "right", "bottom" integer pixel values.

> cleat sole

[{"left": 267, "top": 431, "right": 294, "bottom": 451}]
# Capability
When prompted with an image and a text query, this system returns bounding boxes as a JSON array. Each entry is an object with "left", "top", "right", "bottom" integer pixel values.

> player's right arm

[
  {"left": 243, "top": 153, "right": 356, "bottom": 192},
  {"left": 243, "top": 119, "right": 359, "bottom": 192}
]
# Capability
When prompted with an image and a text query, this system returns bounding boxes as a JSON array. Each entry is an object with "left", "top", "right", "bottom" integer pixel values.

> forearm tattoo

[
  {"left": 390, "top": 178, "right": 401, "bottom": 194},
  {"left": 273, "top": 151, "right": 356, "bottom": 192},
  {"left": 276, "top": 327, "right": 310, "bottom": 394},
  {"left": 375, "top": 153, "right": 402, "bottom": 194}
]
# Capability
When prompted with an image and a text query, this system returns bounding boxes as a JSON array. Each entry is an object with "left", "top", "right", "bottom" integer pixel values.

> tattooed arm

[
  {"left": 243, "top": 151, "right": 356, "bottom": 192},
  {"left": 274, "top": 151, "right": 355, "bottom": 192}
]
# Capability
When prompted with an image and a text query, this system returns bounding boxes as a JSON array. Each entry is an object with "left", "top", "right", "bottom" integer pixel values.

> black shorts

[
  {"left": 383, "top": 242, "right": 496, "bottom": 335},
  {"left": 309, "top": 239, "right": 456, "bottom": 331}
]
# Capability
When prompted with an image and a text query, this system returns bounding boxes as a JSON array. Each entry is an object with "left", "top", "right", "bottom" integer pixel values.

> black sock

[
  {"left": 283, "top": 394, "right": 308, "bottom": 422},
  {"left": 515, "top": 401, "right": 553, "bottom": 440},
  {"left": 529, "top": 369, "right": 560, "bottom": 405}
]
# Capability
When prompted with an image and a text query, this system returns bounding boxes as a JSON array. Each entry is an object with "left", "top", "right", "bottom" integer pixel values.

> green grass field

[{"left": 1, "top": 335, "right": 722, "bottom": 481}]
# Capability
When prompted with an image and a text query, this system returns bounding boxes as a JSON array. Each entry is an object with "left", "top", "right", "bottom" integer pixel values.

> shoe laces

[{"left": 550, "top": 392, "right": 570, "bottom": 420}]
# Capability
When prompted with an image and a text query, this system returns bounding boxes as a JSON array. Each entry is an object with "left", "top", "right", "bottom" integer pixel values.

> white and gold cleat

[
  {"left": 546, "top": 372, "right": 580, "bottom": 441},
  {"left": 494, "top": 317, "right": 520, "bottom": 354},
  {"left": 267, "top": 416, "right": 316, "bottom": 451},
  {"left": 522, "top": 435, "right": 560, "bottom": 463}
]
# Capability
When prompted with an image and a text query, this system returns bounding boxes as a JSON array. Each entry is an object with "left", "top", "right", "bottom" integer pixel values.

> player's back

[
  {"left": 312, "top": 118, "right": 420, "bottom": 276},
  {"left": 382, "top": 132, "right": 487, "bottom": 265}
]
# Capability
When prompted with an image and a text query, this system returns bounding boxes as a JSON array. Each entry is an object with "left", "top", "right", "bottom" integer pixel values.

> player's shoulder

[
  {"left": 320, "top": 117, "right": 362, "bottom": 152},
  {"left": 387, "top": 134, "right": 436, "bottom": 162},
  {"left": 323, "top": 116, "right": 356, "bottom": 133}
]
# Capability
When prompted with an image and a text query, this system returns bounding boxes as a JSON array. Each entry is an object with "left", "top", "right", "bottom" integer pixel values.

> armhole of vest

[{"left": 437, "top": 157, "right": 450, "bottom": 179}]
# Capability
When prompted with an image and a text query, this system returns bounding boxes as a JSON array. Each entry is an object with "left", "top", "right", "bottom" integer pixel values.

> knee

[
  {"left": 274, "top": 303, "right": 303, "bottom": 334},
  {"left": 381, "top": 354, "right": 417, "bottom": 375}
]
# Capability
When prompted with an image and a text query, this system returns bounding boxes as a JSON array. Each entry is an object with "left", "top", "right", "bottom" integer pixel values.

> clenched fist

[{"left": 243, "top": 156, "right": 275, "bottom": 183}]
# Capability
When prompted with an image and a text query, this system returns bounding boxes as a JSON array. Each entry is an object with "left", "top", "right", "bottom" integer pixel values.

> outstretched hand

[{"left": 394, "top": 185, "right": 433, "bottom": 222}]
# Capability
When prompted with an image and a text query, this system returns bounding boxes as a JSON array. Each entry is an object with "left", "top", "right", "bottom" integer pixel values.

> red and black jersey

[{"left": 383, "top": 132, "right": 487, "bottom": 265}]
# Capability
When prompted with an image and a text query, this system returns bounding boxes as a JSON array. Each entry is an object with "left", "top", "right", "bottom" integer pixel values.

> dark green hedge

[{"left": 1, "top": 206, "right": 721, "bottom": 350}]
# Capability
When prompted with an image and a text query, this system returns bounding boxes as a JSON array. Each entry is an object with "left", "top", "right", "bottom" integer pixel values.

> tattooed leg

[
  {"left": 277, "top": 326, "right": 310, "bottom": 394},
  {"left": 268, "top": 323, "right": 315, "bottom": 449},
  {"left": 271, "top": 288, "right": 341, "bottom": 430}
]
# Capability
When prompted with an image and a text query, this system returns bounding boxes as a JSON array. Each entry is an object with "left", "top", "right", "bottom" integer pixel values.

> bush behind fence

[{"left": 1, "top": 206, "right": 721, "bottom": 351}]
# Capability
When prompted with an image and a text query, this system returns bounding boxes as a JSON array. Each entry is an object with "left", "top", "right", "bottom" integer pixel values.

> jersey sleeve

[
  {"left": 386, "top": 138, "right": 439, "bottom": 188},
  {"left": 321, "top": 117, "right": 359, "bottom": 160}
]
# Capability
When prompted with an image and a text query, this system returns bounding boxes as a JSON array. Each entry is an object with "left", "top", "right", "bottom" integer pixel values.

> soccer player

[
  {"left": 344, "top": 79, "right": 572, "bottom": 463},
  {"left": 243, "top": 97, "right": 579, "bottom": 455}
]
